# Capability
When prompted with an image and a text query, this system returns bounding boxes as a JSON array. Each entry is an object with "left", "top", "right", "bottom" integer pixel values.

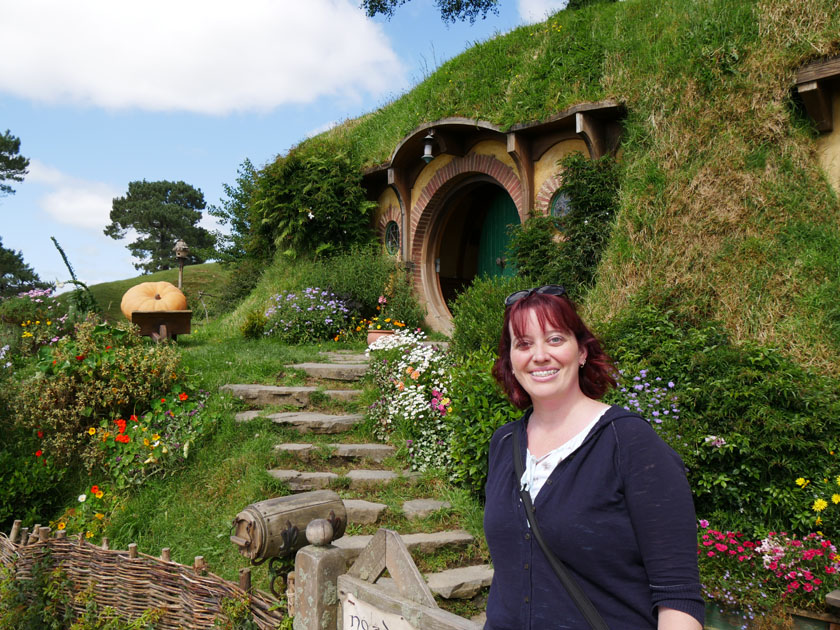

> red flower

[
  {"left": 37, "top": 430, "right": 43, "bottom": 438},
  {"left": 179, "top": 393, "right": 188, "bottom": 401},
  {"left": 105, "top": 345, "right": 112, "bottom": 350},
  {"left": 35, "top": 450, "right": 43, "bottom": 457},
  {"left": 130, "top": 414, "right": 138, "bottom": 423},
  {"left": 76, "top": 354, "right": 86, "bottom": 361},
  {"left": 91, "top": 485, "right": 99, "bottom": 494},
  {"left": 160, "top": 398, "right": 166, "bottom": 403}
]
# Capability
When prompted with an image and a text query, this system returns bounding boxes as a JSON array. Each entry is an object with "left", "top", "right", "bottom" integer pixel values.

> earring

[{"left": 579, "top": 359, "right": 586, "bottom": 368}]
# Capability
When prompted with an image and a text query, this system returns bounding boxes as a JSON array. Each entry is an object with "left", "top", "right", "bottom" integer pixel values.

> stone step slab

[
  {"left": 347, "top": 469, "right": 400, "bottom": 490},
  {"left": 333, "top": 529, "right": 474, "bottom": 564},
  {"left": 236, "top": 411, "right": 363, "bottom": 434},
  {"left": 402, "top": 498, "right": 452, "bottom": 520},
  {"left": 274, "top": 442, "right": 395, "bottom": 463},
  {"left": 221, "top": 384, "right": 360, "bottom": 408},
  {"left": 289, "top": 362, "right": 368, "bottom": 381},
  {"left": 426, "top": 565, "right": 494, "bottom": 599},
  {"left": 320, "top": 351, "right": 370, "bottom": 364},
  {"left": 343, "top": 499, "right": 387, "bottom": 525},
  {"left": 267, "top": 469, "right": 338, "bottom": 491}
]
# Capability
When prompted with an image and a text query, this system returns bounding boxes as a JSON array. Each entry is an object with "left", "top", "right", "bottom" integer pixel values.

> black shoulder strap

[{"left": 512, "top": 426, "right": 610, "bottom": 630}]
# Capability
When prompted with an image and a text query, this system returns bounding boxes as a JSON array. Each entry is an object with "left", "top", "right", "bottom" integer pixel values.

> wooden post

[
  {"left": 194, "top": 556, "right": 207, "bottom": 575},
  {"left": 38, "top": 527, "right": 50, "bottom": 542},
  {"left": 9, "top": 520, "right": 21, "bottom": 544},
  {"left": 56, "top": 530, "right": 66, "bottom": 540},
  {"left": 27, "top": 533, "right": 39, "bottom": 545},
  {"left": 101, "top": 537, "right": 109, "bottom": 550},
  {"left": 128, "top": 543, "right": 138, "bottom": 559},
  {"left": 239, "top": 567, "right": 252, "bottom": 592},
  {"left": 19, "top": 528, "right": 29, "bottom": 545},
  {"left": 161, "top": 548, "right": 171, "bottom": 562}
]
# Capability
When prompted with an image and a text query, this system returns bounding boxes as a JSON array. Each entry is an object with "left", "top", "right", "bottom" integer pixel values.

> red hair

[{"left": 491, "top": 292, "right": 617, "bottom": 409}]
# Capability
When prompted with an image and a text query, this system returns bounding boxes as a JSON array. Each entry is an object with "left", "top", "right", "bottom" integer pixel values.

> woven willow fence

[{"left": 0, "top": 525, "right": 285, "bottom": 629}]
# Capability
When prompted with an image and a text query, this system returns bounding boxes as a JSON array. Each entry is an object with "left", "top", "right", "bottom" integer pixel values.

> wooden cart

[{"left": 131, "top": 310, "right": 192, "bottom": 342}]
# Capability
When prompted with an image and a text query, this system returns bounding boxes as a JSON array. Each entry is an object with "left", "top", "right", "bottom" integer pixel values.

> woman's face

[{"left": 509, "top": 308, "right": 586, "bottom": 405}]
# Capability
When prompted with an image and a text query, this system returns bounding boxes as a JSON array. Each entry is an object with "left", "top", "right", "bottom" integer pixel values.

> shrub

[
  {"left": 0, "top": 288, "right": 76, "bottom": 359},
  {"left": 299, "top": 246, "right": 425, "bottom": 326},
  {"left": 446, "top": 348, "right": 518, "bottom": 496},
  {"left": 212, "top": 258, "right": 264, "bottom": 316},
  {"left": 365, "top": 329, "right": 452, "bottom": 470},
  {"left": 449, "top": 275, "right": 521, "bottom": 358},
  {"left": 249, "top": 143, "right": 376, "bottom": 260},
  {"left": 240, "top": 309, "right": 267, "bottom": 339},
  {"left": 601, "top": 304, "right": 840, "bottom": 537},
  {"left": 263, "top": 287, "right": 350, "bottom": 343},
  {"left": 508, "top": 152, "right": 619, "bottom": 298},
  {"left": 14, "top": 320, "right": 181, "bottom": 470}
]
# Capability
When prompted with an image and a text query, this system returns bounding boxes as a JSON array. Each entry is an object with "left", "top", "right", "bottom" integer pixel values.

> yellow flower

[
  {"left": 385, "top": 318, "right": 391, "bottom": 323},
  {"left": 95, "top": 491, "right": 103, "bottom": 499},
  {"left": 836, "top": 475, "right": 840, "bottom": 486},
  {"left": 35, "top": 320, "right": 39, "bottom": 325},
  {"left": 88, "top": 427, "right": 96, "bottom": 436},
  {"left": 796, "top": 478, "right": 810, "bottom": 488},
  {"left": 152, "top": 434, "right": 160, "bottom": 441},
  {"left": 813, "top": 498, "right": 828, "bottom": 512},
  {"left": 816, "top": 518, "right": 823, "bottom": 526},
  {"left": 46, "top": 320, "right": 51, "bottom": 326},
  {"left": 95, "top": 513, "right": 104, "bottom": 520},
  {"left": 143, "top": 438, "right": 150, "bottom": 446},
  {"left": 85, "top": 531, "right": 93, "bottom": 539},
  {"left": 21, "top": 331, "right": 33, "bottom": 338},
  {"left": 57, "top": 522, "right": 66, "bottom": 530},
  {"left": 833, "top": 494, "right": 840, "bottom": 504}
]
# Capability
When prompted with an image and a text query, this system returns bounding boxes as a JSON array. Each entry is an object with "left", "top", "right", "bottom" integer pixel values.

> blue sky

[{"left": 1, "top": 0, "right": 565, "bottom": 287}]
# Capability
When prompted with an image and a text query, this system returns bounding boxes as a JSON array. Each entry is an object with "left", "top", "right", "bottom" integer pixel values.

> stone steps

[
  {"left": 221, "top": 384, "right": 361, "bottom": 408},
  {"left": 237, "top": 411, "right": 363, "bottom": 434},
  {"left": 333, "top": 529, "right": 474, "bottom": 565},
  {"left": 268, "top": 469, "right": 418, "bottom": 492},
  {"left": 319, "top": 351, "right": 369, "bottom": 364},
  {"left": 374, "top": 564, "right": 494, "bottom": 600},
  {"left": 426, "top": 564, "right": 494, "bottom": 599},
  {"left": 274, "top": 442, "right": 395, "bottom": 463},
  {"left": 289, "top": 362, "right": 368, "bottom": 381},
  {"left": 344, "top": 499, "right": 388, "bottom": 524}
]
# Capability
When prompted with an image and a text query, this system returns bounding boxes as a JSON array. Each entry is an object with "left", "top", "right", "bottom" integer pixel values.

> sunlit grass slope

[{"left": 311, "top": 0, "right": 840, "bottom": 371}]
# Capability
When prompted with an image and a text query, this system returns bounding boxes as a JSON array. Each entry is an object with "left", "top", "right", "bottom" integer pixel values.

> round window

[
  {"left": 385, "top": 221, "right": 400, "bottom": 255},
  {"left": 550, "top": 191, "right": 572, "bottom": 218}
]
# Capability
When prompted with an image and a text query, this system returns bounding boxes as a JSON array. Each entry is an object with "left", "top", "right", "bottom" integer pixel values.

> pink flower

[
  {"left": 803, "top": 583, "right": 814, "bottom": 592},
  {"left": 707, "top": 551, "right": 715, "bottom": 557},
  {"left": 699, "top": 519, "right": 709, "bottom": 528},
  {"left": 715, "top": 543, "right": 727, "bottom": 552}
]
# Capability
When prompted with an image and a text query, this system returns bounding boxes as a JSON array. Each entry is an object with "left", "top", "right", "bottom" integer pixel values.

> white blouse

[{"left": 520, "top": 408, "right": 608, "bottom": 501}]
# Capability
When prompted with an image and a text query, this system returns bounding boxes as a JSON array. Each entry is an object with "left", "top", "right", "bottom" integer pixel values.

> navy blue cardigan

[{"left": 483, "top": 406, "right": 704, "bottom": 629}]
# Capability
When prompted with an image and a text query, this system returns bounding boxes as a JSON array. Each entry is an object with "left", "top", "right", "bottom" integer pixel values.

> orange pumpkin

[{"left": 121, "top": 281, "right": 188, "bottom": 320}]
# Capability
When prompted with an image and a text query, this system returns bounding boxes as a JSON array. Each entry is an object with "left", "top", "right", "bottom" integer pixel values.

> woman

[{"left": 483, "top": 285, "right": 704, "bottom": 630}]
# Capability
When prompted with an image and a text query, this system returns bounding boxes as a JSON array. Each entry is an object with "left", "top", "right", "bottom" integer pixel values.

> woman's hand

[{"left": 658, "top": 607, "right": 702, "bottom": 630}]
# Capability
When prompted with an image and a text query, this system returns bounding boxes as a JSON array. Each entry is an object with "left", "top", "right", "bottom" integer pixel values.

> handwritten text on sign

[{"left": 342, "top": 592, "right": 415, "bottom": 630}]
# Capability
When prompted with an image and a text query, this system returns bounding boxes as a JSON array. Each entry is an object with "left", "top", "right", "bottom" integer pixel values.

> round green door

[{"left": 477, "top": 190, "right": 519, "bottom": 278}]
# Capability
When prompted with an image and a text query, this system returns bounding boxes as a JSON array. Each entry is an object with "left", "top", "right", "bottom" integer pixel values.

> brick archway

[
  {"left": 410, "top": 154, "right": 524, "bottom": 332},
  {"left": 534, "top": 173, "right": 564, "bottom": 216},
  {"left": 410, "top": 154, "right": 524, "bottom": 265}
]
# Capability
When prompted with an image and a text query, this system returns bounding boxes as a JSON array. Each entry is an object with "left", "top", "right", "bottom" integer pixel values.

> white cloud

[
  {"left": 0, "top": 0, "right": 406, "bottom": 115},
  {"left": 518, "top": 0, "right": 568, "bottom": 23},
  {"left": 306, "top": 120, "right": 340, "bottom": 139},
  {"left": 28, "top": 160, "right": 118, "bottom": 230}
]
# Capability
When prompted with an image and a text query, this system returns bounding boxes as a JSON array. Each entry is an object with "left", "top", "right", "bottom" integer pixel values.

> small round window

[
  {"left": 385, "top": 221, "right": 400, "bottom": 255},
  {"left": 550, "top": 191, "right": 572, "bottom": 218}
]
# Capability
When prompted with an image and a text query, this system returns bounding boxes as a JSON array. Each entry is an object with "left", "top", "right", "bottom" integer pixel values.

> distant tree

[
  {"left": 362, "top": 0, "right": 499, "bottom": 22},
  {"left": 0, "top": 130, "right": 30, "bottom": 197},
  {"left": 104, "top": 180, "right": 215, "bottom": 273},
  {"left": 207, "top": 158, "right": 257, "bottom": 263},
  {"left": 0, "top": 237, "right": 48, "bottom": 297}
]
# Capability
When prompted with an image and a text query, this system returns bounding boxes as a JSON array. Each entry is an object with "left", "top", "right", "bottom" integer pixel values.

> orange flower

[
  {"left": 91, "top": 485, "right": 99, "bottom": 494},
  {"left": 178, "top": 393, "right": 188, "bottom": 401}
]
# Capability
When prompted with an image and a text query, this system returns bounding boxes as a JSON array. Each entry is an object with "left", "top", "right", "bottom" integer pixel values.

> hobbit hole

[{"left": 362, "top": 101, "right": 625, "bottom": 331}]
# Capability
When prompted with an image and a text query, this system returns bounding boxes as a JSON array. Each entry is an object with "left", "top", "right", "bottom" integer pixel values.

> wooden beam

[
  {"left": 796, "top": 56, "right": 840, "bottom": 84},
  {"left": 575, "top": 112, "right": 605, "bottom": 158},
  {"left": 797, "top": 81, "right": 833, "bottom": 132},
  {"left": 506, "top": 131, "right": 534, "bottom": 212},
  {"left": 388, "top": 167, "right": 413, "bottom": 263}
]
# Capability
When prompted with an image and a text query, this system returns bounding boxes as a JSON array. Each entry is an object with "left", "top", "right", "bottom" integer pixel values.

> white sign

[{"left": 341, "top": 592, "right": 415, "bottom": 630}]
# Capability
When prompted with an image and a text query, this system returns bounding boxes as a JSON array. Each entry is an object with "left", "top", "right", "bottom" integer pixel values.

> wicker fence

[{"left": 0, "top": 524, "right": 285, "bottom": 629}]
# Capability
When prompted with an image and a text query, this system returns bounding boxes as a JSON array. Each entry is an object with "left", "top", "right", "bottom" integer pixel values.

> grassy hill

[{"left": 301, "top": 0, "right": 840, "bottom": 373}]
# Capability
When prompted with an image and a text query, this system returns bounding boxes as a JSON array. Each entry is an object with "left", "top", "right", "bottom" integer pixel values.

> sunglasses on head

[{"left": 504, "top": 284, "right": 567, "bottom": 307}]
